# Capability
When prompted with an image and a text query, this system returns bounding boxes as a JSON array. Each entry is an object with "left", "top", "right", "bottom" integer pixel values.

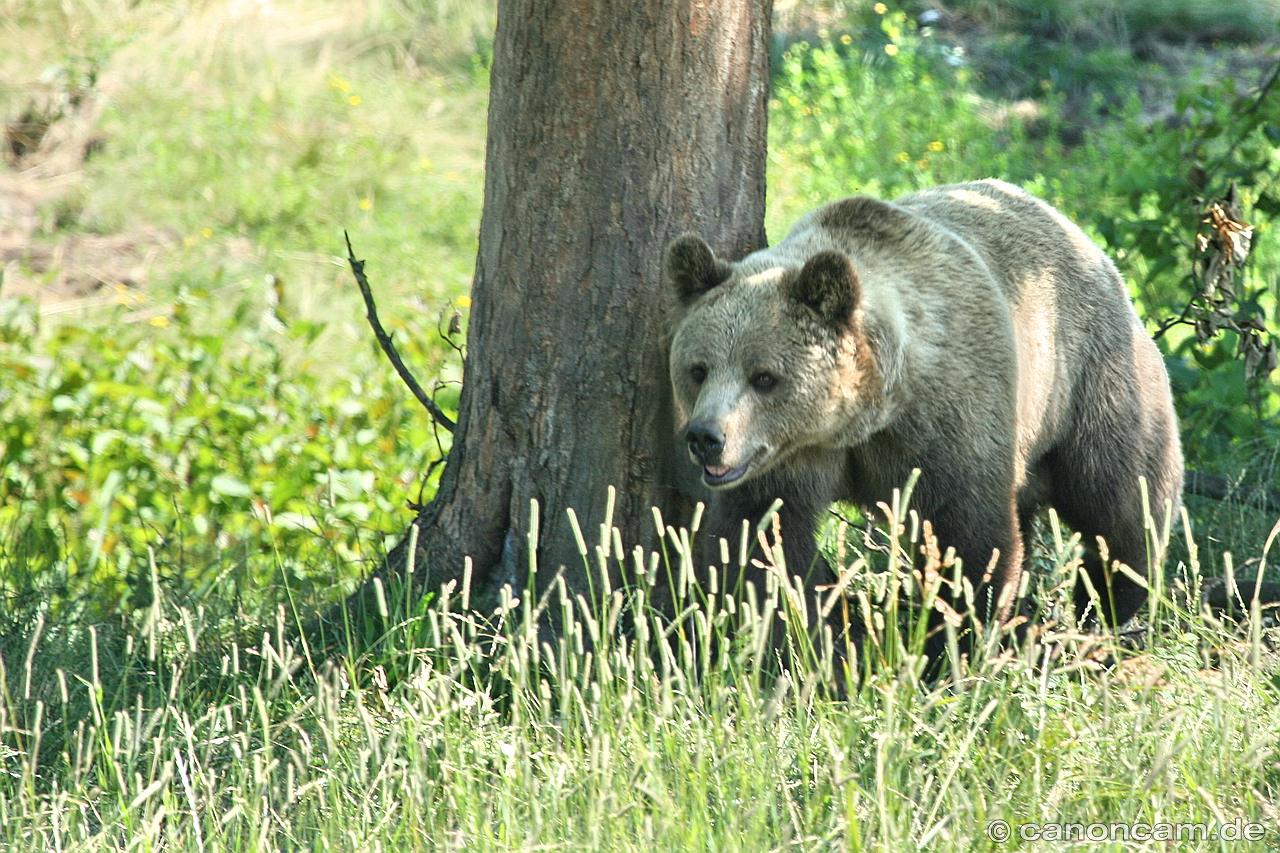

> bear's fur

[{"left": 666, "top": 180, "right": 1183, "bottom": 649}]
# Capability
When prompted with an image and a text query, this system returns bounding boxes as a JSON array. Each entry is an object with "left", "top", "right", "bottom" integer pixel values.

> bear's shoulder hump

[{"left": 816, "top": 196, "right": 929, "bottom": 248}]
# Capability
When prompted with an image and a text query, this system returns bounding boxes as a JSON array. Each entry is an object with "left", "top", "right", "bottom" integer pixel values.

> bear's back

[
  {"left": 893, "top": 181, "right": 1135, "bottom": 321},
  {"left": 776, "top": 180, "right": 1150, "bottom": 466}
]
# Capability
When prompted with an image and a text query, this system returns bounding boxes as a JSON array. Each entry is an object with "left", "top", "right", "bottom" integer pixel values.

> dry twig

[{"left": 344, "top": 231, "right": 456, "bottom": 433}]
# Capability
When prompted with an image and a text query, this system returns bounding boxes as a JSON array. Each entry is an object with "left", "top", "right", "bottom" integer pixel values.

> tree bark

[{"left": 364, "top": 0, "right": 773, "bottom": 620}]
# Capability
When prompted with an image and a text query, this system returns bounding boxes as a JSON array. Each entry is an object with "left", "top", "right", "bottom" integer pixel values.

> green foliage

[
  {"left": 0, "top": 0, "right": 478, "bottom": 630},
  {"left": 0, "top": 295, "right": 452, "bottom": 625},
  {"left": 768, "top": 7, "right": 1117, "bottom": 222},
  {"left": 1088, "top": 72, "right": 1280, "bottom": 469},
  {"left": 771, "top": 9, "right": 1005, "bottom": 206},
  {"left": 85, "top": 68, "right": 484, "bottom": 291},
  {"left": 959, "top": 0, "right": 1280, "bottom": 46}
]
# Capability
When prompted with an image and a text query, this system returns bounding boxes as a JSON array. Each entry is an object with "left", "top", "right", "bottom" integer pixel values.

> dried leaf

[{"left": 1187, "top": 189, "right": 1277, "bottom": 390}]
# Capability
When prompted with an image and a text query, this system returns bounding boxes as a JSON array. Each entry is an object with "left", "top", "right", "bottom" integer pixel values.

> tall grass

[{"left": 2, "top": 491, "right": 1277, "bottom": 851}]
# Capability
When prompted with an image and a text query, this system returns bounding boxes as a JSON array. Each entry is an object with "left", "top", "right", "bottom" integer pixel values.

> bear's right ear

[{"left": 666, "top": 234, "right": 732, "bottom": 305}]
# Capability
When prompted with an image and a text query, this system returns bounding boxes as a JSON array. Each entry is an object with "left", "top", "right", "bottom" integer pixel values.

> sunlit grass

[
  {"left": 1, "top": 0, "right": 488, "bottom": 359},
  {"left": 2, "top": 496, "right": 1278, "bottom": 851}
]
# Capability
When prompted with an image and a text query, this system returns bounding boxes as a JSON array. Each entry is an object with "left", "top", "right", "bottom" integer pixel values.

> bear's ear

[
  {"left": 667, "top": 234, "right": 732, "bottom": 305},
  {"left": 787, "top": 250, "right": 861, "bottom": 329}
]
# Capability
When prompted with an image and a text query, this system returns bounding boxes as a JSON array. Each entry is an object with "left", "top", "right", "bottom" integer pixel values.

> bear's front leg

[
  {"left": 908, "top": 480, "right": 1025, "bottom": 667},
  {"left": 701, "top": 483, "right": 834, "bottom": 598},
  {"left": 694, "top": 468, "right": 845, "bottom": 661}
]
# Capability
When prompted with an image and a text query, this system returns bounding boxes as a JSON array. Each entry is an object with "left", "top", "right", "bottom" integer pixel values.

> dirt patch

[
  {"left": 0, "top": 90, "right": 175, "bottom": 309},
  {"left": 0, "top": 221, "right": 175, "bottom": 306}
]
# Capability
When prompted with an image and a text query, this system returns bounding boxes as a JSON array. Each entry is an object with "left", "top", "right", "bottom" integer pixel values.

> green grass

[
  {"left": 2, "top": 502, "right": 1278, "bottom": 851},
  {"left": 4, "top": 0, "right": 1280, "bottom": 849}
]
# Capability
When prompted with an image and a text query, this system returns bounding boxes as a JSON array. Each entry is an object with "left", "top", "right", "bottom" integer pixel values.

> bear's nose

[{"left": 685, "top": 422, "right": 725, "bottom": 463}]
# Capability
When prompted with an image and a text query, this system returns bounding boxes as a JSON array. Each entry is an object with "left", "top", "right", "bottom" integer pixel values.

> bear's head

[{"left": 666, "top": 233, "right": 877, "bottom": 489}]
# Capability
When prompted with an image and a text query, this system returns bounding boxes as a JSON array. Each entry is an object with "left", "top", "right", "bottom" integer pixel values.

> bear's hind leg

[
  {"left": 1048, "top": 447, "right": 1179, "bottom": 629},
  {"left": 1048, "top": 331, "right": 1182, "bottom": 628}
]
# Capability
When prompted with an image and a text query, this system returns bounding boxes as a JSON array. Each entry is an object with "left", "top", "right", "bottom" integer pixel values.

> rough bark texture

[{"left": 369, "top": 0, "right": 773, "bottom": 616}]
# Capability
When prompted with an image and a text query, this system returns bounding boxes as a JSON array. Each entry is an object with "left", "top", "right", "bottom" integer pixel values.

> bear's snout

[
  {"left": 686, "top": 420, "right": 753, "bottom": 487},
  {"left": 685, "top": 421, "right": 725, "bottom": 464}
]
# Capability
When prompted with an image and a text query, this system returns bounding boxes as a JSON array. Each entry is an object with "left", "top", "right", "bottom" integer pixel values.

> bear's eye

[
  {"left": 690, "top": 365, "right": 708, "bottom": 384},
  {"left": 750, "top": 371, "right": 778, "bottom": 392}
]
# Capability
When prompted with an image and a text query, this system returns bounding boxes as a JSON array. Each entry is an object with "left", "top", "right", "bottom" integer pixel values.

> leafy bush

[
  {"left": 0, "top": 294, "right": 454, "bottom": 626},
  {"left": 768, "top": 6, "right": 1133, "bottom": 222},
  {"left": 1089, "top": 73, "right": 1280, "bottom": 469}
]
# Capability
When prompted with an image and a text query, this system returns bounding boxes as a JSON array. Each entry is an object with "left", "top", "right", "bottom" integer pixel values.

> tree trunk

[{"left": 376, "top": 0, "right": 772, "bottom": 617}]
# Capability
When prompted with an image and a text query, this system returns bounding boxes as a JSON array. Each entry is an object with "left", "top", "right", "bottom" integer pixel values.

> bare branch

[
  {"left": 1185, "top": 469, "right": 1280, "bottom": 513},
  {"left": 344, "top": 231, "right": 456, "bottom": 433}
]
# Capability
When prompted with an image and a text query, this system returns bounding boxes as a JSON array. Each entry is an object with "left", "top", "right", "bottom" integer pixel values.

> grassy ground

[
  {"left": 3, "top": 508, "right": 1280, "bottom": 851},
  {"left": 4, "top": 0, "right": 1280, "bottom": 849}
]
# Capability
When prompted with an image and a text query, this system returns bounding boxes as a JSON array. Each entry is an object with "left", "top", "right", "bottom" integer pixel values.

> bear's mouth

[{"left": 702, "top": 463, "right": 749, "bottom": 487}]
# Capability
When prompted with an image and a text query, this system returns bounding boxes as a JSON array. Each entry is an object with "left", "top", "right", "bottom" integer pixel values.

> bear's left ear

[
  {"left": 667, "top": 234, "right": 733, "bottom": 305},
  {"left": 787, "top": 250, "right": 861, "bottom": 329}
]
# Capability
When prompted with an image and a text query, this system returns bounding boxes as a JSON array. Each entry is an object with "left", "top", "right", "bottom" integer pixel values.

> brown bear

[{"left": 666, "top": 179, "right": 1183, "bottom": 654}]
